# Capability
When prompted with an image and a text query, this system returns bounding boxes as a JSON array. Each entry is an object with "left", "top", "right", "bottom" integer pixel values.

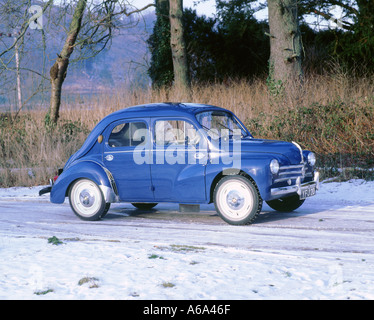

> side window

[
  {"left": 155, "top": 120, "right": 200, "bottom": 146},
  {"left": 108, "top": 122, "right": 147, "bottom": 148}
]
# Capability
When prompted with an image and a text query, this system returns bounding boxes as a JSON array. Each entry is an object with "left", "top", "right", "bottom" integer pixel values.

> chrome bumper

[
  {"left": 38, "top": 178, "right": 54, "bottom": 196},
  {"left": 271, "top": 171, "right": 320, "bottom": 197},
  {"left": 99, "top": 184, "right": 119, "bottom": 203}
]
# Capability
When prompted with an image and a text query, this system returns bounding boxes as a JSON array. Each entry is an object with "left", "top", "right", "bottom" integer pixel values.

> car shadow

[
  {"left": 103, "top": 208, "right": 157, "bottom": 220},
  {"left": 100, "top": 200, "right": 357, "bottom": 225},
  {"left": 102, "top": 203, "right": 223, "bottom": 223}
]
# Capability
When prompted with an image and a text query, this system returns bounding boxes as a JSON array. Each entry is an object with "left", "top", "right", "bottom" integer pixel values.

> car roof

[
  {"left": 107, "top": 102, "right": 227, "bottom": 119},
  {"left": 64, "top": 103, "right": 229, "bottom": 168}
]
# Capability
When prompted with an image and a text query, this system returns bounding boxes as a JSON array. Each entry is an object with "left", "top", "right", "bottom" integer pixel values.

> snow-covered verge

[
  {"left": 1, "top": 234, "right": 373, "bottom": 300},
  {"left": 0, "top": 179, "right": 374, "bottom": 300}
]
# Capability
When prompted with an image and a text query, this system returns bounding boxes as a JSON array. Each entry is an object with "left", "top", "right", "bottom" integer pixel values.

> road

[
  {"left": 1, "top": 196, "right": 374, "bottom": 255},
  {"left": 1, "top": 184, "right": 374, "bottom": 299}
]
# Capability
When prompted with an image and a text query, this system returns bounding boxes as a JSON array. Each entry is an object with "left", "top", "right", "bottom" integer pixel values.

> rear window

[{"left": 108, "top": 122, "right": 147, "bottom": 147}]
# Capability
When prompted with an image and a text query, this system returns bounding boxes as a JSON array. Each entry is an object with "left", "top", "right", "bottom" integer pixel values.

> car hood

[{"left": 239, "top": 138, "right": 303, "bottom": 164}]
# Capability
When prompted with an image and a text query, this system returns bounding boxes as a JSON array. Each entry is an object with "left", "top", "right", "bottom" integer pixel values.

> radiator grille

[{"left": 274, "top": 164, "right": 305, "bottom": 183}]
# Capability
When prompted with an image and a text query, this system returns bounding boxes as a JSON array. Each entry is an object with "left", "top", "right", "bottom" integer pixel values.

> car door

[
  {"left": 103, "top": 118, "right": 154, "bottom": 202},
  {"left": 151, "top": 117, "right": 207, "bottom": 202}
]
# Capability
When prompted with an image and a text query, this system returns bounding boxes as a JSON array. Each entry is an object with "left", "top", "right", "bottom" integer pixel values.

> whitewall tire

[
  {"left": 69, "top": 179, "right": 106, "bottom": 221},
  {"left": 214, "top": 175, "right": 262, "bottom": 225}
]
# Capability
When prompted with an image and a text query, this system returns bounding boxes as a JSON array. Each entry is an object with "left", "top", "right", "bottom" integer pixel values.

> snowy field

[{"left": 0, "top": 179, "right": 374, "bottom": 300}]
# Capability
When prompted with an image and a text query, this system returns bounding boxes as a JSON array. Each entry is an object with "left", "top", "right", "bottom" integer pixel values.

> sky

[
  {"left": 130, "top": 0, "right": 217, "bottom": 17},
  {"left": 129, "top": 0, "right": 345, "bottom": 29},
  {"left": 130, "top": 0, "right": 271, "bottom": 22}
]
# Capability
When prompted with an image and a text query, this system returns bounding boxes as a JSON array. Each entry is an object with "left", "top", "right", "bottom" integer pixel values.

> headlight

[
  {"left": 270, "top": 159, "right": 280, "bottom": 175},
  {"left": 307, "top": 152, "right": 316, "bottom": 166}
]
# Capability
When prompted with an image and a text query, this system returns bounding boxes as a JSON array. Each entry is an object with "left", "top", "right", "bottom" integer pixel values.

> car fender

[
  {"left": 240, "top": 159, "right": 273, "bottom": 200},
  {"left": 206, "top": 155, "right": 274, "bottom": 202},
  {"left": 50, "top": 160, "right": 117, "bottom": 204}
]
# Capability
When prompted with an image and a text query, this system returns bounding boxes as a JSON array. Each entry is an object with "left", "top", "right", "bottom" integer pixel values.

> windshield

[{"left": 196, "top": 111, "right": 250, "bottom": 139}]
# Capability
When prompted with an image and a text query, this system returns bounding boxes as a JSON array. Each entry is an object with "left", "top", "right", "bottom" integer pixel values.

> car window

[
  {"left": 108, "top": 121, "right": 147, "bottom": 148},
  {"left": 196, "top": 111, "right": 249, "bottom": 139},
  {"left": 155, "top": 120, "right": 201, "bottom": 146}
]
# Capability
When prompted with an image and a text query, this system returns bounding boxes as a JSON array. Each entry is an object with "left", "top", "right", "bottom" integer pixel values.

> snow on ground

[
  {"left": 310, "top": 178, "right": 374, "bottom": 205},
  {"left": 0, "top": 179, "right": 374, "bottom": 300},
  {"left": 1, "top": 233, "right": 373, "bottom": 300}
]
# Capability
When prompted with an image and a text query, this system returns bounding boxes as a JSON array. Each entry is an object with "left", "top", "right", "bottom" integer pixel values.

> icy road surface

[{"left": 0, "top": 179, "right": 374, "bottom": 299}]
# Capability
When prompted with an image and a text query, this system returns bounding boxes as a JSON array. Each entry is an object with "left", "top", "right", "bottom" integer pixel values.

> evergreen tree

[
  {"left": 147, "top": 0, "right": 269, "bottom": 85},
  {"left": 148, "top": 0, "right": 174, "bottom": 87}
]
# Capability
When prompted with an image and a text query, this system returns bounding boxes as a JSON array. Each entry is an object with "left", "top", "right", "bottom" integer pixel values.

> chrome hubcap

[
  {"left": 79, "top": 189, "right": 95, "bottom": 207},
  {"left": 226, "top": 190, "right": 244, "bottom": 210}
]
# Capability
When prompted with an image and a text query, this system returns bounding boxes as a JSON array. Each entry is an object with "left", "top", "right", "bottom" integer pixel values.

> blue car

[{"left": 41, "top": 103, "right": 319, "bottom": 225}]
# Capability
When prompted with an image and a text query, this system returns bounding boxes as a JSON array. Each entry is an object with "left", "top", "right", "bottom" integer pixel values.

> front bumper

[{"left": 270, "top": 171, "right": 320, "bottom": 198}]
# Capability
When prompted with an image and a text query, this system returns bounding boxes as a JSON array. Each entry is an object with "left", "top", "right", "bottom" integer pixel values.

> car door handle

[{"left": 105, "top": 154, "right": 114, "bottom": 161}]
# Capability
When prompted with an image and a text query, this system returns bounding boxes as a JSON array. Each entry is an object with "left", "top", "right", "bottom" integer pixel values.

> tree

[
  {"left": 1, "top": 0, "right": 155, "bottom": 121},
  {"left": 148, "top": 0, "right": 173, "bottom": 87},
  {"left": 48, "top": 0, "right": 87, "bottom": 125},
  {"left": 47, "top": 0, "right": 155, "bottom": 125},
  {"left": 0, "top": 0, "right": 53, "bottom": 116},
  {"left": 148, "top": 1, "right": 269, "bottom": 85},
  {"left": 300, "top": 0, "right": 374, "bottom": 73},
  {"left": 169, "top": 0, "right": 190, "bottom": 91},
  {"left": 267, "top": 0, "right": 303, "bottom": 91},
  {"left": 148, "top": 0, "right": 189, "bottom": 90},
  {"left": 214, "top": 0, "right": 269, "bottom": 79}
]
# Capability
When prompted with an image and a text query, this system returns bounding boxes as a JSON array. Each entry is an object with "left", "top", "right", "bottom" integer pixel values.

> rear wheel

[
  {"left": 266, "top": 195, "right": 305, "bottom": 212},
  {"left": 214, "top": 175, "right": 262, "bottom": 225},
  {"left": 69, "top": 179, "right": 106, "bottom": 221},
  {"left": 131, "top": 203, "right": 158, "bottom": 210}
]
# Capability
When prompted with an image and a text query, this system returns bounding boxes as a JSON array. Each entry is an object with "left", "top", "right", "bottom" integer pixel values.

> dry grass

[{"left": 1, "top": 73, "right": 373, "bottom": 187}]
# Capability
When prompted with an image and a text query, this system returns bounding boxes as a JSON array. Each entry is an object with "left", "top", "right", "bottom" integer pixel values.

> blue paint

[{"left": 50, "top": 103, "right": 318, "bottom": 205}]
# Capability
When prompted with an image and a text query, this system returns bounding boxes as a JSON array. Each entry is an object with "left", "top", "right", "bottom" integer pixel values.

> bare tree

[
  {"left": 47, "top": 0, "right": 155, "bottom": 125},
  {"left": 0, "top": 0, "right": 53, "bottom": 114},
  {"left": 48, "top": 0, "right": 87, "bottom": 125},
  {"left": 1, "top": 0, "right": 154, "bottom": 123}
]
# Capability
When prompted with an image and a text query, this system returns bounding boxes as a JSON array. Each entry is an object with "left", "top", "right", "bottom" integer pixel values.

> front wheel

[
  {"left": 69, "top": 179, "right": 106, "bottom": 221},
  {"left": 214, "top": 176, "right": 262, "bottom": 225},
  {"left": 266, "top": 195, "right": 305, "bottom": 212}
]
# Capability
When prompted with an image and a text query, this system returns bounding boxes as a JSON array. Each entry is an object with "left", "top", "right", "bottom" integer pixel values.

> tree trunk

[
  {"left": 268, "top": 0, "right": 303, "bottom": 90},
  {"left": 49, "top": 55, "right": 69, "bottom": 124},
  {"left": 48, "top": 0, "right": 87, "bottom": 125},
  {"left": 14, "top": 36, "right": 22, "bottom": 113},
  {"left": 169, "top": 0, "right": 190, "bottom": 91}
]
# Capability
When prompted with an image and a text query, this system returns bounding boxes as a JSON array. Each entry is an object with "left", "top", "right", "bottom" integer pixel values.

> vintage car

[{"left": 41, "top": 103, "right": 319, "bottom": 225}]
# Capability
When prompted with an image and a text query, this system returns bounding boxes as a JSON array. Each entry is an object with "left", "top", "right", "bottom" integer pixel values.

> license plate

[{"left": 300, "top": 185, "right": 316, "bottom": 200}]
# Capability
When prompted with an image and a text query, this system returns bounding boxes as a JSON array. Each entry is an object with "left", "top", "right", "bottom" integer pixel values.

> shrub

[{"left": 0, "top": 73, "right": 373, "bottom": 187}]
